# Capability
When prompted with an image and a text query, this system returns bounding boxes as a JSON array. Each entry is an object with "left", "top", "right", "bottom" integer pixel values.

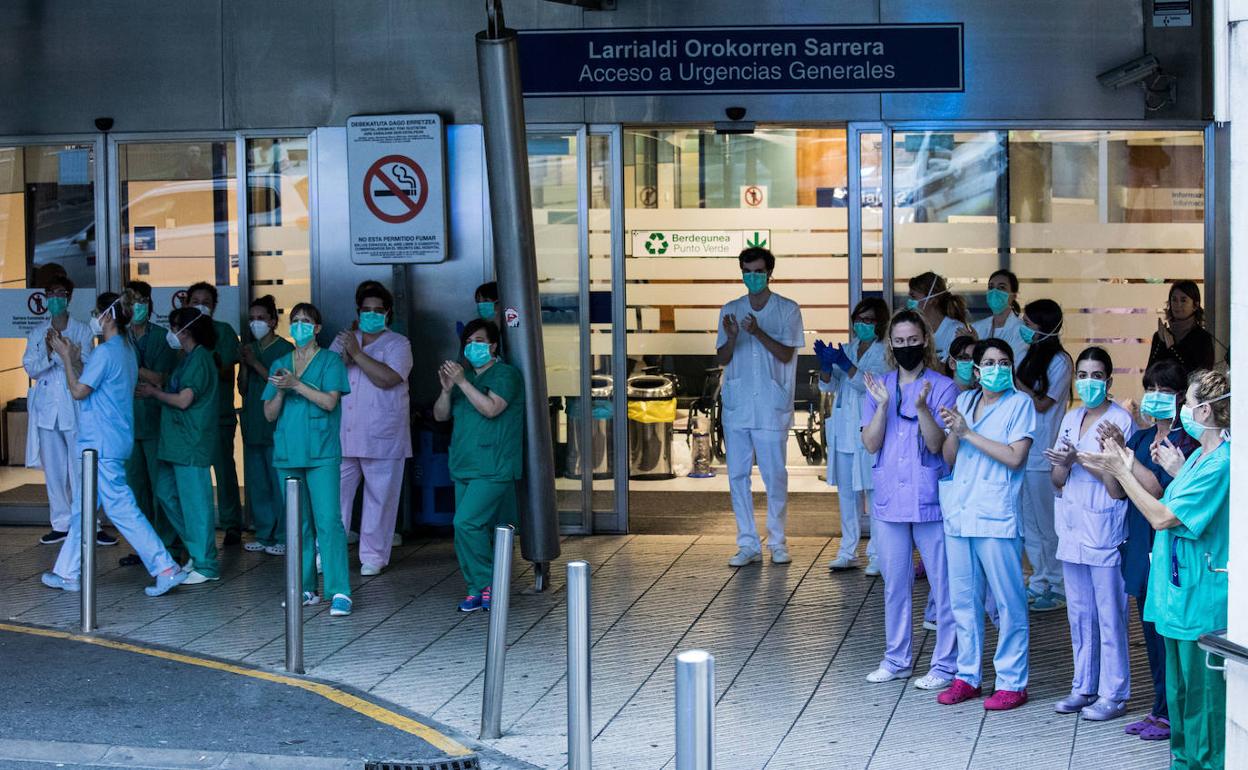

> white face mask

[
  {"left": 192, "top": 303, "right": 213, "bottom": 318},
  {"left": 89, "top": 297, "right": 121, "bottom": 336},
  {"left": 166, "top": 310, "right": 205, "bottom": 351},
  {"left": 249, "top": 320, "right": 271, "bottom": 340}
]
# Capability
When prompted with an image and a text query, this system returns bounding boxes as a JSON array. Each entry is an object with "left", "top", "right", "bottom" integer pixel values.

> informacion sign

[
  {"left": 149, "top": 286, "right": 241, "bottom": 332},
  {"left": 1153, "top": 1, "right": 1192, "bottom": 27},
  {"left": 347, "top": 114, "right": 447, "bottom": 265},
  {"left": 0, "top": 286, "right": 240, "bottom": 339},
  {"left": 631, "top": 230, "right": 771, "bottom": 258},
  {"left": 518, "top": 24, "right": 963, "bottom": 96}
]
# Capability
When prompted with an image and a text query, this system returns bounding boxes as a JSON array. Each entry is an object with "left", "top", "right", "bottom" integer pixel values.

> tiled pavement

[{"left": 0, "top": 527, "right": 1170, "bottom": 769}]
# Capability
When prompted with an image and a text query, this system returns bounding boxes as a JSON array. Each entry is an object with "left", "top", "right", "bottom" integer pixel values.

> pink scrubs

[{"left": 332, "top": 329, "right": 413, "bottom": 569}]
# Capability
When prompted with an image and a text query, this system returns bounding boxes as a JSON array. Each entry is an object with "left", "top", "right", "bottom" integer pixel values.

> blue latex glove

[
  {"left": 829, "top": 344, "right": 854, "bottom": 373},
  {"left": 813, "top": 339, "right": 835, "bottom": 374}
]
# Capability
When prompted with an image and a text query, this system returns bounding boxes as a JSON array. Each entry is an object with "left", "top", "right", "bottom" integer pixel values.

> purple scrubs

[{"left": 862, "top": 368, "right": 960, "bottom": 678}]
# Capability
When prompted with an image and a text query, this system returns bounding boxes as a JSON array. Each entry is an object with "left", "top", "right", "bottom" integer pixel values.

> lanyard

[{"left": 895, "top": 369, "right": 926, "bottom": 422}]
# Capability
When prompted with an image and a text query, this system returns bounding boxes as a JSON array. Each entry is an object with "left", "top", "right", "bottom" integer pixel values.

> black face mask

[{"left": 893, "top": 343, "right": 925, "bottom": 372}]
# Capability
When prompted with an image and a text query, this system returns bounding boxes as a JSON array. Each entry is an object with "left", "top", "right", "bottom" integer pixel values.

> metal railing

[
  {"left": 675, "top": 649, "right": 715, "bottom": 770},
  {"left": 285, "top": 477, "right": 303, "bottom": 674},
  {"left": 1198, "top": 629, "right": 1248, "bottom": 673},
  {"left": 80, "top": 449, "right": 98, "bottom": 634},
  {"left": 480, "top": 525, "right": 514, "bottom": 739},
  {"left": 567, "top": 560, "right": 591, "bottom": 770}
]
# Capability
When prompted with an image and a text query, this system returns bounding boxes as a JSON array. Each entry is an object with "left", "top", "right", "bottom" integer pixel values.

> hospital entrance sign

[{"left": 632, "top": 230, "right": 770, "bottom": 257}]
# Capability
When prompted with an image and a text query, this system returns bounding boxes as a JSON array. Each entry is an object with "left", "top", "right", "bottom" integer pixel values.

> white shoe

[
  {"left": 182, "top": 560, "right": 194, "bottom": 572},
  {"left": 922, "top": 619, "right": 938, "bottom": 632},
  {"left": 346, "top": 531, "right": 360, "bottom": 545},
  {"left": 913, "top": 672, "right": 953, "bottom": 690},
  {"left": 866, "top": 666, "right": 912, "bottom": 683},
  {"left": 727, "top": 550, "right": 762, "bottom": 567},
  {"left": 391, "top": 532, "right": 403, "bottom": 546},
  {"left": 828, "top": 555, "right": 857, "bottom": 571},
  {"left": 360, "top": 563, "right": 382, "bottom": 577},
  {"left": 770, "top": 547, "right": 791, "bottom": 564},
  {"left": 263, "top": 544, "right": 286, "bottom": 556},
  {"left": 182, "top": 570, "right": 218, "bottom": 585},
  {"left": 243, "top": 541, "right": 266, "bottom": 552},
  {"left": 315, "top": 552, "right": 322, "bottom": 574},
  {"left": 864, "top": 559, "right": 881, "bottom": 577}
]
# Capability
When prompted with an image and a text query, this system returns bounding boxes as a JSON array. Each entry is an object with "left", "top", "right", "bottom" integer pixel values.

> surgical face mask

[
  {"left": 852, "top": 321, "right": 877, "bottom": 343},
  {"left": 742, "top": 272, "right": 768, "bottom": 294},
  {"left": 1179, "top": 392, "right": 1231, "bottom": 440},
  {"left": 1140, "top": 390, "right": 1176, "bottom": 421},
  {"left": 1019, "top": 320, "right": 1061, "bottom": 346},
  {"left": 1075, "top": 377, "right": 1108, "bottom": 409},
  {"left": 192, "top": 303, "right": 213, "bottom": 318},
  {"left": 290, "top": 321, "right": 316, "bottom": 348},
  {"left": 249, "top": 320, "right": 272, "bottom": 340},
  {"left": 166, "top": 331, "right": 182, "bottom": 350},
  {"left": 986, "top": 288, "right": 1011, "bottom": 316},
  {"left": 133, "top": 302, "right": 150, "bottom": 324},
  {"left": 358, "top": 311, "right": 387, "bottom": 334},
  {"left": 89, "top": 297, "right": 121, "bottom": 337},
  {"left": 954, "top": 359, "right": 975, "bottom": 385},
  {"left": 977, "top": 363, "right": 1015, "bottom": 393},
  {"left": 892, "top": 343, "right": 925, "bottom": 372},
  {"left": 464, "top": 340, "right": 493, "bottom": 368},
  {"left": 905, "top": 286, "right": 947, "bottom": 311},
  {"left": 47, "top": 296, "right": 69, "bottom": 316},
  {"left": 477, "top": 301, "right": 496, "bottom": 321}
]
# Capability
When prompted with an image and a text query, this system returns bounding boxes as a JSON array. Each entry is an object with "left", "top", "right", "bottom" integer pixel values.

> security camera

[
  {"left": 1097, "top": 55, "right": 1160, "bottom": 89},
  {"left": 94, "top": 117, "right": 114, "bottom": 132},
  {"left": 725, "top": 106, "right": 747, "bottom": 121}
]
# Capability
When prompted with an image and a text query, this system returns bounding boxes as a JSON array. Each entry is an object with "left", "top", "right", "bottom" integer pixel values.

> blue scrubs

[
  {"left": 52, "top": 335, "right": 178, "bottom": 580},
  {"left": 939, "top": 388, "right": 1036, "bottom": 691}
]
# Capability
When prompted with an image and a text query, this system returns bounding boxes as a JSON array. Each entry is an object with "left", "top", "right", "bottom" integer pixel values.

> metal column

[
  {"left": 675, "top": 650, "right": 715, "bottom": 770},
  {"left": 567, "top": 560, "right": 592, "bottom": 769},
  {"left": 80, "top": 449, "right": 98, "bottom": 634},
  {"left": 284, "top": 477, "right": 304, "bottom": 674},
  {"left": 480, "top": 525, "right": 514, "bottom": 740},
  {"left": 475, "top": 0, "right": 561, "bottom": 577}
]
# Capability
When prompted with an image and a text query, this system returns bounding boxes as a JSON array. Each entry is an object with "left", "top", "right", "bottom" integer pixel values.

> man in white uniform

[
  {"left": 22, "top": 275, "right": 112, "bottom": 546},
  {"left": 716, "top": 248, "right": 804, "bottom": 566}
]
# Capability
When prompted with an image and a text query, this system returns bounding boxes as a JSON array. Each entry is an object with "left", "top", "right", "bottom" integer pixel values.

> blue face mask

[
  {"left": 1179, "top": 392, "right": 1231, "bottom": 440},
  {"left": 986, "top": 288, "right": 1011, "bottom": 316},
  {"left": 291, "top": 321, "right": 316, "bottom": 348},
  {"left": 905, "top": 297, "right": 920, "bottom": 311},
  {"left": 852, "top": 322, "right": 877, "bottom": 342},
  {"left": 477, "top": 301, "right": 496, "bottom": 321},
  {"left": 977, "top": 363, "right": 1015, "bottom": 393},
  {"left": 1075, "top": 378, "right": 1108, "bottom": 408},
  {"left": 358, "top": 311, "right": 387, "bottom": 334},
  {"left": 1019, "top": 320, "right": 1060, "bottom": 346},
  {"left": 954, "top": 359, "right": 975, "bottom": 385},
  {"left": 742, "top": 272, "right": 768, "bottom": 294},
  {"left": 133, "top": 302, "right": 150, "bottom": 324},
  {"left": 464, "top": 341, "right": 493, "bottom": 368},
  {"left": 1140, "top": 391, "right": 1176, "bottom": 420},
  {"left": 47, "top": 296, "right": 69, "bottom": 316}
]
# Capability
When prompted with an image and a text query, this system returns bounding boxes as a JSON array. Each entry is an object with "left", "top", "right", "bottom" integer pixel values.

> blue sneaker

[
  {"left": 1026, "top": 586, "right": 1046, "bottom": 604},
  {"left": 481, "top": 586, "right": 492, "bottom": 612},
  {"left": 41, "top": 572, "right": 80, "bottom": 592},
  {"left": 1031, "top": 589, "right": 1066, "bottom": 612},
  {"left": 145, "top": 568, "right": 189, "bottom": 597},
  {"left": 458, "top": 594, "right": 483, "bottom": 613},
  {"left": 329, "top": 594, "right": 353, "bottom": 617}
]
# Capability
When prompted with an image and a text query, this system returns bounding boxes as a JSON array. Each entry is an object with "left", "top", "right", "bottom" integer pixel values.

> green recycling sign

[{"left": 630, "top": 229, "right": 771, "bottom": 257}]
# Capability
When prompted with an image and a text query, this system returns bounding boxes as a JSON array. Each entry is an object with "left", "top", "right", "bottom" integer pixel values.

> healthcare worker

[
  {"left": 817, "top": 297, "right": 889, "bottom": 574},
  {"left": 947, "top": 335, "right": 977, "bottom": 392},
  {"left": 137, "top": 306, "right": 220, "bottom": 584},
  {"left": 1094, "top": 359, "right": 1197, "bottom": 742},
  {"left": 434, "top": 319, "right": 523, "bottom": 613},
  {"left": 859, "top": 309, "right": 959, "bottom": 690},
  {"left": 41, "top": 291, "right": 188, "bottom": 597},
  {"left": 716, "top": 247, "right": 804, "bottom": 567},
  {"left": 23, "top": 274, "right": 113, "bottom": 546},
  {"left": 1044, "top": 346, "right": 1135, "bottom": 721},
  {"left": 1146, "top": 280, "right": 1216, "bottom": 374},
  {"left": 239, "top": 295, "right": 293, "bottom": 554},
  {"left": 1014, "top": 298, "right": 1072, "bottom": 612},
  {"left": 936, "top": 338, "right": 1036, "bottom": 711},
  {"left": 186, "top": 281, "right": 243, "bottom": 545},
  {"left": 971, "top": 269, "right": 1028, "bottom": 363},
  {"left": 906, "top": 271, "right": 972, "bottom": 366},
  {"left": 1080, "top": 369, "right": 1229, "bottom": 770},
  {"left": 333, "top": 282, "right": 413, "bottom": 576},
  {"left": 475, "top": 281, "right": 499, "bottom": 322},
  {"left": 263, "top": 302, "right": 353, "bottom": 617}
]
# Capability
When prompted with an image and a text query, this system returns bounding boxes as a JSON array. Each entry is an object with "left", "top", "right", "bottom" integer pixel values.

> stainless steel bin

[
  {"left": 565, "top": 375, "right": 614, "bottom": 480},
  {"left": 626, "top": 374, "right": 676, "bottom": 480}
]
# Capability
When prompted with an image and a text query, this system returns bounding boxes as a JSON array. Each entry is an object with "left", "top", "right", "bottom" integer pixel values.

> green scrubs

[
  {"left": 448, "top": 361, "right": 523, "bottom": 595},
  {"left": 210, "top": 319, "right": 243, "bottom": 531},
  {"left": 262, "top": 349, "right": 351, "bottom": 600},
  {"left": 154, "top": 345, "right": 220, "bottom": 578},
  {"left": 1144, "top": 441, "right": 1230, "bottom": 770},
  {"left": 240, "top": 336, "right": 294, "bottom": 546},
  {"left": 126, "top": 322, "right": 178, "bottom": 545}
]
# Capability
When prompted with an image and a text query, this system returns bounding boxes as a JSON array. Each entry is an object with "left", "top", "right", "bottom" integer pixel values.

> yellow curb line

[{"left": 0, "top": 621, "right": 472, "bottom": 757}]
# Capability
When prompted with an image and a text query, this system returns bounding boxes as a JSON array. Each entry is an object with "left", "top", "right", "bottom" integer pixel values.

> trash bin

[
  {"left": 627, "top": 374, "right": 676, "bottom": 480},
  {"left": 565, "top": 375, "right": 614, "bottom": 480}
]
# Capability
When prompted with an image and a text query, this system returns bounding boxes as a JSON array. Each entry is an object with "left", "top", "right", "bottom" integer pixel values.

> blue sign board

[{"left": 517, "top": 24, "right": 963, "bottom": 97}]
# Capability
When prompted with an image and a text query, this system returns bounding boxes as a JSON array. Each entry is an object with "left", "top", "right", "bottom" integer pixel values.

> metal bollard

[
  {"left": 675, "top": 650, "right": 715, "bottom": 770},
  {"left": 284, "top": 477, "right": 303, "bottom": 674},
  {"left": 80, "top": 449, "right": 98, "bottom": 634},
  {"left": 480, "top": 525, "right": 514, "bottom": 739},
  {"left": 566, "top": 560, "right": 592, "bottom": 770}
]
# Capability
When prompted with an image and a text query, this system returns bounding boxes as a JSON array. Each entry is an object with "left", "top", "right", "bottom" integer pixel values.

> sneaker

[
  {"left": 770, "top": 546, "right": 792, "bottom": 565},
  {"left": 481, "top": 586, "right": 492, "bottom": 611},
  {"left": 119, "top": 553, "right": 142, "bottom": 567},
  {"left": 1139, "top": 717, "right": 1171, "bottom": 741},
  {"left": 914, "top": 672, "right": 953, "bottom": 691},
  {"left": 827, "top": 555, "right": 857, "bottom": 571},
  {"left": 145, "top": 568, "right": 189, "bottom": 597},
  {"left": 1026, "top": 586, "right": 1046, "bottom": 604},
  {"left": 329, "top": 594, "right": 352, "bottom": 617},
  {"left": 1031, "top": 589, "right": 1065, "bottom": 612},
  {"left": 182, "top": 570, "right": 219, "bottom": 585},
  {"left": 263, "top": 544, "right": 286, "bottom": 556},
  {"left": 985, "top": 689, "right": 1029, "bottom": 711},
  {"left": 727, "top": 550, "right": 762, "bottom": 567},
  {"left": 1055, "top": 693, "right": 1097, "bottom": 714},
  {"left": 243, "top": 541, "right": 267, "bottom": 552},
  {"left": 866, "top": 666, "right": 911, "bottom": 683},
  {"left": 937, "top": 679, "right": 982, "bottom": 705},
  {"left": 1125, "top": 715, "right": 1156, "bottom": 736},
  {"left": 458, "top": 594, "right": 483, "bottom": 613},
  {"left": 96, "top": 529, "right": 118, "bottom": 547},
  {"left": 223, "top": 528, "right": 242, "bottom": 546},
  {"left": 360, "top": 563, "right": 382, "bottom": 577},
  {"left": 922, "top": 619, "right": 938, "bottom": 632},
  {"left": 39, "top": 530, "right": 68, "bottom": 545},
  {"left": 346, "top": 531, "right": 360, "bottom": 545},
  {"left": 864, "top": 558, "right": 881, "bottom": 577},
  {"left": 40, "top": 572, "right": 80, "bottom": 592},
  {"left": 282, "top": 591, "right": 321, "bottom": 608},
  {"left": 1081, "top": 698, "right": 1128, "bottom": 721}
]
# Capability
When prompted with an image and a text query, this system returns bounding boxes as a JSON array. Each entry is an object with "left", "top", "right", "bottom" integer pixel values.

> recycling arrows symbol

[{"left": 644, "top": 232, "right": 669, "bottom": 255}]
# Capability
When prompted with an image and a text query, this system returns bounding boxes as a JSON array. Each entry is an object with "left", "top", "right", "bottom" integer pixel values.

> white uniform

[
  {"left": 933, "top": 316, "right": 970, "bottom": 363},
  {"left": 716, "top": 292, "right": 804, "bottom": 553},
  {"left": 22, "top": 318, "right": 93, "bottom": 532},
  {"left": 1019, "top": 352, "right": 1073, "bottom": 596},
  {"left": 972, "top": 313, "right": 1029, "bottom": 365}
]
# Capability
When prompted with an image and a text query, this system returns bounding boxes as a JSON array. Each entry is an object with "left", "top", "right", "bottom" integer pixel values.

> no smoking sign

[{"left": 363, "top": 155, "right": 429, "bottom": 224}]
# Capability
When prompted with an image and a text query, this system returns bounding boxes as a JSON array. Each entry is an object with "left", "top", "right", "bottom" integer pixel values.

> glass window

[{"left": 246, "top": 137, "right": 311, "bottom": 336}]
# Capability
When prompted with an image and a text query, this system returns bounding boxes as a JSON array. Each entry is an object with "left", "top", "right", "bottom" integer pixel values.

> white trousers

[
  {"left": 834, "top": 450, "right": 877, "bottom": 561},
  {"left": 39, "top": 427, "right": 80, "bottom": 532},
  {"left": 725, "top": 427, "right": 788, "bottom": 553},
  {"left": 340, "top": 456, "right": 405, "bottom": 569},
  {"left": 1020, "top": 469, "right": 1062, "bottom": 594}
]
